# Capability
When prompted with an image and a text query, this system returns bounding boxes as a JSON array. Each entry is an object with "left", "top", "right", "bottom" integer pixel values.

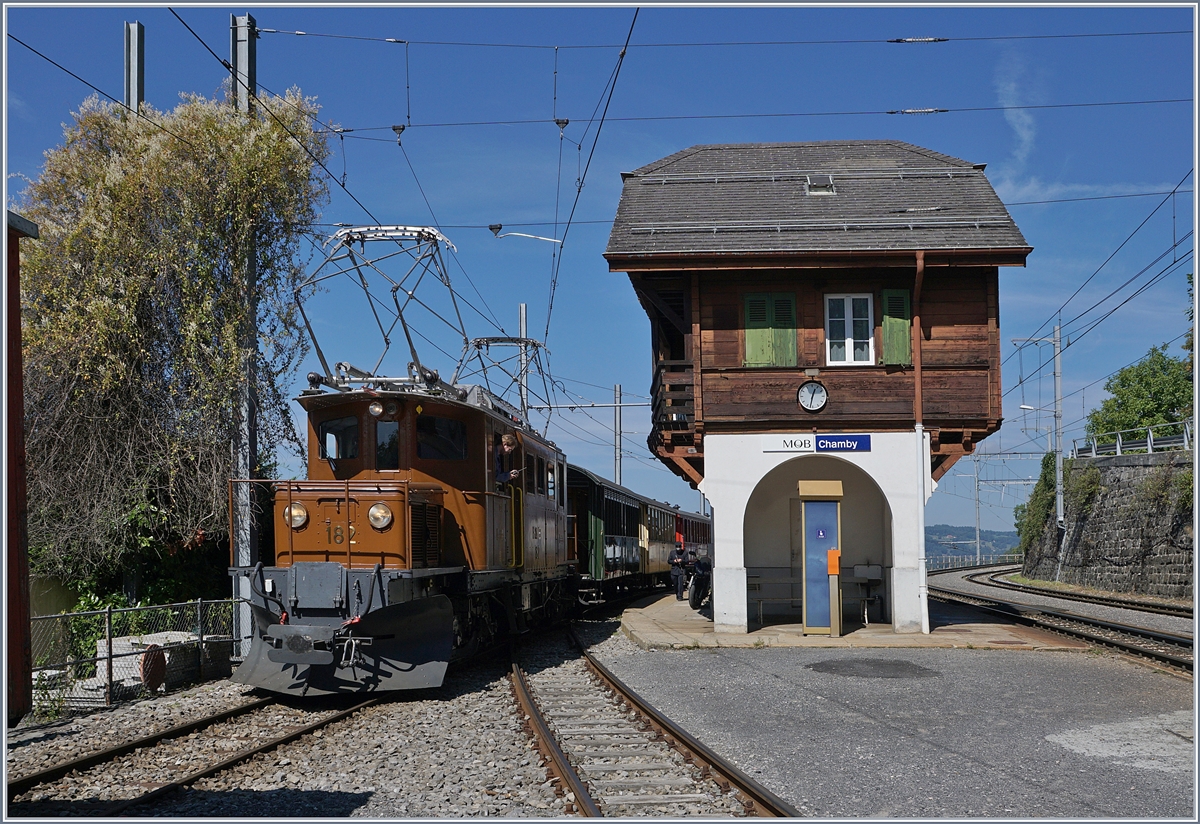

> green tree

[
  {"left": 1084, "top": 345, "right": 1192, "bottom": 439},
  {"left": 17, "top": 90, "right": 330, "bottom": 594},
  {"left": 1013, "top": 452, "right": 1056, "bottom": 554}
]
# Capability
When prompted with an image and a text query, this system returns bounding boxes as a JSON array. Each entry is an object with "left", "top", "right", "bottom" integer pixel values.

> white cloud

[
  {"left": 994, "top": 52, "right": 1036, "bottom": 169},
  {"left": 8, "top": 94, "right": 35, "bottom": 123}
]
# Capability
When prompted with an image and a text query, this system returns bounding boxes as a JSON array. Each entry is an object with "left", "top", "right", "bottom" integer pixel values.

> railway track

[
  {"left": 928, "top": 580, "right": 1193, "bottom": 676},
  {"left": 7, "top": 695, "right": 380, "bottom": 816},
  {"left": 511, "top": 629, "right": 798, "bottom": 817},
  {"left": 962, "top": 566, "right": 1193, "bottom": 618}
]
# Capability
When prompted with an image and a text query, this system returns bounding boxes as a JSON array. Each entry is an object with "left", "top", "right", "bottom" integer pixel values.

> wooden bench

[
  {"left": 746, "top": 576, "right": 805, "bottom": 625},
  {"left": 747, "top": 568, "right": 885, "bottom": 626}
]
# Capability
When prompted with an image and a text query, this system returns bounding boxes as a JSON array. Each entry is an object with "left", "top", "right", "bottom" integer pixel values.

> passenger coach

[{"left": 567, "top": 464, "right": 711, "bottom": 603}]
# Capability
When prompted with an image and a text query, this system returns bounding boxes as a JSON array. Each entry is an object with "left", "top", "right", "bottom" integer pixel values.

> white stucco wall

[{"left": 699, "top": 429, "right": 932, "bottom": 634}]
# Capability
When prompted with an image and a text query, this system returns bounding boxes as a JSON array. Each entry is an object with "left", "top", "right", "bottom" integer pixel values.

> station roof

[{"left": 604, "top": 141, "right": 1031, "bottom": 264}]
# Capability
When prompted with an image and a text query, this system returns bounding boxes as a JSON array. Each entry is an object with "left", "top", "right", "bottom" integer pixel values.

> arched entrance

[{"left": 743, "top": 455, "right": 893, "bottom": 630}]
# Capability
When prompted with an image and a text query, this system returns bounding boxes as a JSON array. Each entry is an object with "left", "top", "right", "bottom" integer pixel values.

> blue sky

[{"left": 5, "top": 4, "right": 1195, "bottom": 533}]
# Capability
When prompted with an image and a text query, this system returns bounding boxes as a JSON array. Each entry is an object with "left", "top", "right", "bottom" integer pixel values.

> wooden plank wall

[{"left": 693, "top": 266, "right": 999, "bottom": 431}]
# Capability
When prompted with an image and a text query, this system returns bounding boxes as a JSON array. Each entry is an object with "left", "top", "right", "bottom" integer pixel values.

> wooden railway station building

[{"left": 605, "top": 141, "right": 1031, "bottom": 634}]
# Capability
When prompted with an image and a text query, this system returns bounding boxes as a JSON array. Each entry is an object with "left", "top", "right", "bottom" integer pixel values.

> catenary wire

[
  {"left": 7, "top": 34, "right": 197, "bottom": 149},
  {"left": 255, "top": 27, "right": 1190, "bottom": 49},
  {"left": 169, "top": 8, "right": 509, "bottom": 344},
  {"left": 316, "top": 97, "right": 1190, "bottom": 136},
  {"left": 543, "top": 8, "right": 639, "bottom": 344},
  {"left": 1002, "top": 168, "right": 1194, "bottom": 369}
]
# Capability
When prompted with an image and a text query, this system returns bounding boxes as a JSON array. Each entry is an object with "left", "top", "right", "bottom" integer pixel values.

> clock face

[{"left": 797, "top": 380, "right": 828, "bottom": 412}]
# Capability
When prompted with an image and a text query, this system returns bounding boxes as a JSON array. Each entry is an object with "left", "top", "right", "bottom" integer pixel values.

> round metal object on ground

[{"left": 140, "top": 644, "right": 166, "bottom": 692}]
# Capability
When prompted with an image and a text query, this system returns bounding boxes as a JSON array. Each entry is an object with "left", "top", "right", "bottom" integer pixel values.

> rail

[
  {"left": 1071, "top": 418, "right": 1192, "bottom": 458},
  {"left": 569, "top": 628, "right": 800, "bottom": 817}
]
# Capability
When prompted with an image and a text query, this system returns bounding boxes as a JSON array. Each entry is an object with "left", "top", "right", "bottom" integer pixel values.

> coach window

[
  {"left": 525, "top": 454, "right": 536, "bottom": 494},
  {"left": 416, "top": 416, "right": 468, "bottom": 460},
  {"left": 376, "top": 420, "right": 400, "bottom": 470},
  {"left": 319, "top": 416, "right": 359, "bottom": 459}
]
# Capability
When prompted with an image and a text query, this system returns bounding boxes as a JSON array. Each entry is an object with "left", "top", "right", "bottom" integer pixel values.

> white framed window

[{"left": 825, "top": 294, "right": 874, "bottom": 365}]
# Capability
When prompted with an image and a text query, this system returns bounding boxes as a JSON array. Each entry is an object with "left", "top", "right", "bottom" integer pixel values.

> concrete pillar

[{"left": 701, "top": 430, "right": 931, "bottom": 635}]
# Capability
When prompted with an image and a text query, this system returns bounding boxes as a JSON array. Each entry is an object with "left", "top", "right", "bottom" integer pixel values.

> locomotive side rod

[{"left": 509, "top": 662, "right": 602, "bottom": 817}]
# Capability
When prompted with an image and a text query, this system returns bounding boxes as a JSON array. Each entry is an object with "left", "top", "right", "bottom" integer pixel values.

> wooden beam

[
  {"left": 931, "top": 454, "right": 963, "bottom": 482},
  {"left": 691, "top": 272, "right": 704, "bottom": 436},
  {"left": 631, "top": 280, "right": 688, "bottom": 336},
  {"left": 912, "top": 251, "right": 924, "bottom": 426},
  {"left": 670, "top": 456, "right": 704, "bottom": 486}
]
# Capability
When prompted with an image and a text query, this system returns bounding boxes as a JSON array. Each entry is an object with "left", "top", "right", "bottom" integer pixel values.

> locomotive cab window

[
  {"left": 416, "top": 416, "right": 468, "bottom": 460},
  {"left": 537, "top": 456, "right": 547, "bottom": 495},
  {"left": 376, "top": 420, "right": 400, "bottom": 470},
  {"left": 525, "top": 454, "right": 536, "bottom": 494},
  {"left": 547, "top": 461, "right": 556, "bottom": 502},
  {"left": 319, "top": 416, "right": 359, "bottom": 460}
]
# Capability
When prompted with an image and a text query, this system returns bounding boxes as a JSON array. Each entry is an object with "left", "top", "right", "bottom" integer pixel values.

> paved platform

[{"left": 621, "top": 591, "right": 1090, "bottom": 651}]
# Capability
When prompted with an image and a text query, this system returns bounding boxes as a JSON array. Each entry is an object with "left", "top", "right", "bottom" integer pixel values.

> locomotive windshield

[
  {"left": 416, "top": 416, "right": 468, "bottom": 460},
  {"left": 376, "top": 420, "right": 400, "bottom": 470}
]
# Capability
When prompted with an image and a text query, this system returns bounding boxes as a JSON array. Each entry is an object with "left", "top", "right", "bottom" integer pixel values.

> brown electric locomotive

[{"left": 230, "top": 374, "right": 572, "bottom": 696}]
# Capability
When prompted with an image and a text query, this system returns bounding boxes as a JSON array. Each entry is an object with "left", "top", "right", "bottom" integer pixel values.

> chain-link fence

[
  {"left": 926, "top": 553, "right": 1023, "bottom": 572},
  {"left": 28, "top": 599, "right": 238, "bottom": 720}
]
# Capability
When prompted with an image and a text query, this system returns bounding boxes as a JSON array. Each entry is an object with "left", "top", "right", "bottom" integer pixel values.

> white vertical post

[
  {"left": 1053, "top": 324, "right": 1065, "bottom": 582},
  {"left": 1053, "top": 325, "right": 1064, "bottom": 529},
  {"left": 973, "top": 456, "right": 981, "bottom": 565},
  {"left": 614, "top": 385, "right": 622, "bottom": 485},
  {"left": 519, "top": 304, "right": 528, "bottom": 419},
  {"left": 123, "top": 21, "right": 144, "bottom": 114},
  {"left": 231, "top": 13, "right": 258, "bottom": 658}
]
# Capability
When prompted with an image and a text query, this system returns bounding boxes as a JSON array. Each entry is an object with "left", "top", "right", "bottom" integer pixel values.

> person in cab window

[
  {"left": 495, "top": 433, "right": 521, "bottom": 486},
  {"left": 669, "top": 542, "right": 688, "bottom": 600}
]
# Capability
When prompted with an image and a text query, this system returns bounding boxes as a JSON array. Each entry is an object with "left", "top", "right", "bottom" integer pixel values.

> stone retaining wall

[{"left": 1022, "top": 451, "right": 1193, "bottom": 598}]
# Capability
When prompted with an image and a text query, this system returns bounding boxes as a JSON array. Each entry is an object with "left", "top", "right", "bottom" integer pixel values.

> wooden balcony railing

[{"left": 650, "top": 360, "right": 695, "bottom": 445}]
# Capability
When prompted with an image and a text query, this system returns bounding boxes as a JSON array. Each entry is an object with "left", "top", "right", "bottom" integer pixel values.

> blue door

[{"left": 802, "top": 500, "right": 839, "bottom": 632}]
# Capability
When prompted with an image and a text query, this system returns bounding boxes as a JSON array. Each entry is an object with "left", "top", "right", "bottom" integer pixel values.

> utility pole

[
  {"left": 123, "top": 21, "right": 144, "bottom": 114},
  {"left": 614, "top": 385, "right": 622, "bottom": 485},
  {"left": 1012, "top": 325, "right": 1065, "bottom": 578},
  {"left": 973, "top": 456, "right": 981, "bottom": 565},
  {"left": 519, "top": 304, "right": 529, "bottom": 419},
  {"left": 1052, "top": 324, "right": 1066, "bottom": 580},
  {"left": 231, "top": 13, "right": 257, "bottom": 656}
]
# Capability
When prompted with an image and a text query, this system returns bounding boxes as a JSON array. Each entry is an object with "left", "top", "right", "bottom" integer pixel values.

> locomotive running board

[{"left": 232, "top": 596, "right": 454, "bottom": 696}]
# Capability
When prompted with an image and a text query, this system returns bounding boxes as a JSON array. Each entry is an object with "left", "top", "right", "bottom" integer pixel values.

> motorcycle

[{"left": 689, "top": 555, "right": 712, "bottom": 609}]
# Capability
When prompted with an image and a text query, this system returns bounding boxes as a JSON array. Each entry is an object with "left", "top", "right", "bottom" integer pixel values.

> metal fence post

[
  {"left": 105, "top": 606, "right": 113, "bottom": 706},
  {"left": 196, "top": 599, "right": 205, "bottom": 679}
]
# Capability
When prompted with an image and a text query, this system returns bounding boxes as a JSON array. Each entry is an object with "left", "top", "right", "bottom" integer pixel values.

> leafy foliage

[
  {"left": 18, "top": 90, "right": 329, "bottom": 592},
  {"left": 1013, "top": 452, "right": 1057, "bottom": 554},
  {"left": 1084, "top": 345, "right": 1192, "bottom": 439}
]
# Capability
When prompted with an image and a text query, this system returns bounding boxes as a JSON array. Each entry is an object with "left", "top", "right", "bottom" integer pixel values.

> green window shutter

[
  {"left": 881, "top": 288, "right": 912, "bottom": 366},
  {"left": 744, "top": 294, "right": 772, "bottom": 366},
  {"left": 771, "top": 294, "right": 797, "bottom": 367}
]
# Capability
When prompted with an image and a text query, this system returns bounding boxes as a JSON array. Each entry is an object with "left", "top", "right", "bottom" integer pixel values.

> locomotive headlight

[
  {"left": 368, "top": 503, "right": 393, "bottom": 529},
  {"left": 283, "top": 503, "right": 308, "bottom": 529},
  {"left": 368, "top": 401, "right": 384, "bottom": 417}
]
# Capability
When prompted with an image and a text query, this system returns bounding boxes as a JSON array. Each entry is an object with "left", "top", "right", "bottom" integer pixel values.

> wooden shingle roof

[{"left": 604, "top": 141, "right": 1030, "bottom": 262}]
